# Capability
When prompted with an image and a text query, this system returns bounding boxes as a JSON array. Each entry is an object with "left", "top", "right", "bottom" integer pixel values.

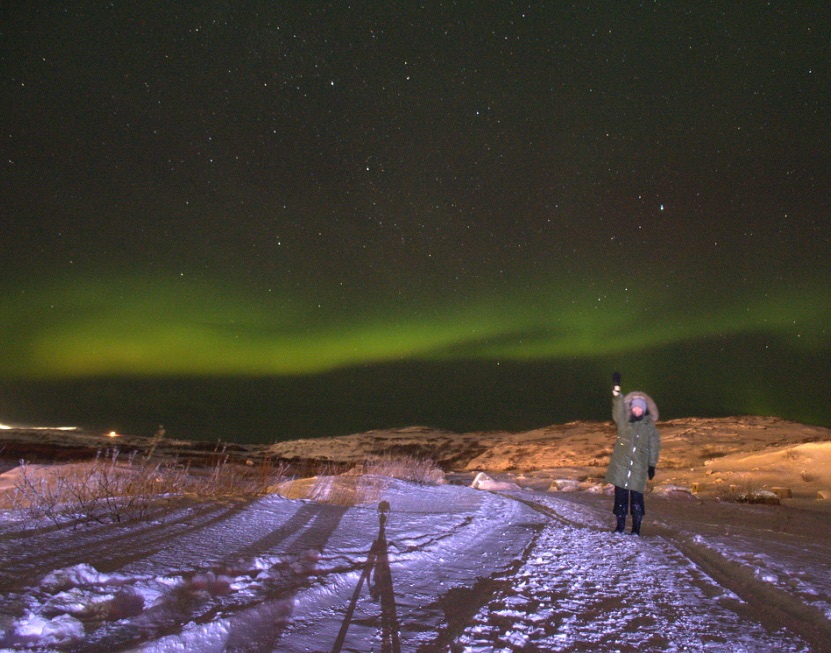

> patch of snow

[{"left": 470, "top": 471, "right": 520, "bottom": 492}]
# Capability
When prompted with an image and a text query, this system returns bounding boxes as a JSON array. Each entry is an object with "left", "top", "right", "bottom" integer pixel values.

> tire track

[
  {"left": 415, "top": 521, "right": 547, "bottom": 653},
  {"left": 510, "top": 492, "right": 829, "bottom": 652},
  {"left": 651, "top": 522, "right": 831, "bottom": 653},
  {"left": 0, "top": 499, "right": 253, "bottom": 591}
]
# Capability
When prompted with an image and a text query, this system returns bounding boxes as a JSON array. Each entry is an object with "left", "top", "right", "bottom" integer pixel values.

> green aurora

[{"left": 3, "top": 273, "right": 827, "bottom": 379}]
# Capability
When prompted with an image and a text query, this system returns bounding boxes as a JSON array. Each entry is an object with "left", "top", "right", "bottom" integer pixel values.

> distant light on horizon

[{"left": 0, "top": 423, "right": 79, "bottom": 431}]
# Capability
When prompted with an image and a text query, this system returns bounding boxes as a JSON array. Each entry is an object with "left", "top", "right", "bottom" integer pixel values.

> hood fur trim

[{"left": 624, "top": 391, "right": 659, "bottom": 422}]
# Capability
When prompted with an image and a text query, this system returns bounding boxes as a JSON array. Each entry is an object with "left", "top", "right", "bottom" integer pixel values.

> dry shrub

[
  {"left": 268, "top": 455, "right": 444, "bottom": 507},
  {"left": 11, "top": 451, "right": 184, "bottom": 525},
  {"left": 9, "top": 450, "right": 290, "bottom": 526},
  {"left": 269, "top": 474, "right": 388, "bottom": 506},
  {"left": 186, "top": 454, "right": 290, "bottom": 498},
  {"left": 363, "top": 455, "right": 445, "bottom": 485}
]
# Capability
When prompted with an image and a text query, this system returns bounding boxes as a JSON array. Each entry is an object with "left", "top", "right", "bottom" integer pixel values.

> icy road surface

[{"left": 1, "top": 480, "right": 829, "bottom": 652}]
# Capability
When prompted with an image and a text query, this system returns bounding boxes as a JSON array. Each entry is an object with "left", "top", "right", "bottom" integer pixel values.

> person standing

[{"left": 605, "top": 372, "right": 661, "bottom": 535}]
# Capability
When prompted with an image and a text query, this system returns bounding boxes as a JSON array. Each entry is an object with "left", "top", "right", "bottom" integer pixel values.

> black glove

[
  {"left": 648, "top": 466, "right": 655, "bottom": 480},
  {"left": 612, "top": 372, "right": 621, "bottom": 387}
]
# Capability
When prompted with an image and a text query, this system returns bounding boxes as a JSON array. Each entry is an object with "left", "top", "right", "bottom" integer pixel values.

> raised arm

[{"left": 611, "top": 372, "right": 626, "bottom": 427}]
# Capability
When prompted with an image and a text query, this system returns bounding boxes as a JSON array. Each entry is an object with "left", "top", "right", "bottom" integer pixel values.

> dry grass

[
  {"left": 271, "top": 474, "right": 389, "bottom": 507},
  {"left": 5, "top": 449, "right": 441, "bottom": 521},
  {"left": 186, "top": 451, "right": 292, "bottom": 498},
  {"left": 7, "top": 449, "right": 291, "bottom": 526},
  {"left": 363, "top": 454, "right": 445, "bottom": 485},
  {"left": 269, "top": 455, "right": 444, "bottom": 506}
]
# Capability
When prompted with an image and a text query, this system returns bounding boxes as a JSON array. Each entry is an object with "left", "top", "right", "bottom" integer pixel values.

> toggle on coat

[{"left": 605, "top": 392, "right": 661, "bottom": 493}]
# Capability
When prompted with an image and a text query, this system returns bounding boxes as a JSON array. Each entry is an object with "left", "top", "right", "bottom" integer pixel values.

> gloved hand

[
  {"left": 612, "top": 372, "right": 622, "bottom": 396},
  {"left": 648, "top": 466, "right": 655, "bottom": 480}
]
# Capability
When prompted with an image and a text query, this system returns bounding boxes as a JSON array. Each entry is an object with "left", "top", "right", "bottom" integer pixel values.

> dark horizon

[{"left": 2, "top": 334, "right": 828, "bottom": 444}]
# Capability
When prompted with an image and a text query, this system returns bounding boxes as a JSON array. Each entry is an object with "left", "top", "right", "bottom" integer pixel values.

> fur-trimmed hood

[{"left": 623, "top": 391, "right": 659, "bottom": 422}]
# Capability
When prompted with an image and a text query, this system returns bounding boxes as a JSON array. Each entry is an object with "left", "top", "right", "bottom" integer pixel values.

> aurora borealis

[
  {"left": 2, "top": 3, "right": 830, "bottom": 441},
  {"left": 1, "top": 273, "right": 828, "bottom": 379}
]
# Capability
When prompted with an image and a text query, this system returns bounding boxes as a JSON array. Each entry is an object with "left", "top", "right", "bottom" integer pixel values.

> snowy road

[
  {"left": 1, "top": 480, "right": 829, "bottom": 652},
  {"left": 453, "top": 494, "right": 820, "bottom": 652}
]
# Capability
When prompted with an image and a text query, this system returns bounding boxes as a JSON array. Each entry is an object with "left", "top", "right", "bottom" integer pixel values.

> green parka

[{"left": 605, "top": 392, "right": 661, "bottom": 493}]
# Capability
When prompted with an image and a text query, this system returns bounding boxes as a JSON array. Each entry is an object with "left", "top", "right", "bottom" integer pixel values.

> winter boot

[
  {"left": 630, "top": 513, "right": 643, "bottom": 536},
  {"left": 613, "top": 515, "right": 626, "bottom": 534}
]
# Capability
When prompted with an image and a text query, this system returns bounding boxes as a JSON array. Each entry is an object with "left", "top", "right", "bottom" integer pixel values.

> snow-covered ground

[{"left": 1, "top": 480, "right": 829, "bottom": 652}]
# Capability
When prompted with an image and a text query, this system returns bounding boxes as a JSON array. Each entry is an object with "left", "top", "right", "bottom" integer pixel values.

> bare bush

[
  {"left": 269, "top": 455, "right": 444, "bottom": 506},
  {"left": 9, "top": 448, "right": 434, "bottom": 522},
  {"left": 12, "top": 451, "right": 183, "bottom": 525},
  {"left": 187, "top": 455, "right": 291, "bottom": 498},
  {"left": 363, "top": 455, "right": 445, "bottom": 485},
  {"left": 10, "top": 450, "right": 290, "bottom": 526}
]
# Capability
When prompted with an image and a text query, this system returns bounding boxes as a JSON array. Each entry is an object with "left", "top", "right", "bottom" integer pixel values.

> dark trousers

[{"left": 613, "top": 486, "right": 645, "bottom": 518}]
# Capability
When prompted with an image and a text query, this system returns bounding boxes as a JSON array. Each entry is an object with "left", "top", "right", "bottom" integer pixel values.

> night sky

[{"left": 2, "top": 3, "right": 830, "bottom": 441}]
